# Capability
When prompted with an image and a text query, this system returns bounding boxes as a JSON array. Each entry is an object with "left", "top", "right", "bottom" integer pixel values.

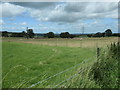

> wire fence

[
  {"left": 28, "top": 56, "right": 96, "bottom": 88},
  {"left": 53, "top": 72, "right": 79, "bottom": 88},
  {"left": 53, "top": 64, "right": 93, "bottom": 88}
]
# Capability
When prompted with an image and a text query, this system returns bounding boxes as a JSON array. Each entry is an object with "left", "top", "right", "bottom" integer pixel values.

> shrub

[{"left": 89, "top": 42, "right": 119, "bottom": 88}]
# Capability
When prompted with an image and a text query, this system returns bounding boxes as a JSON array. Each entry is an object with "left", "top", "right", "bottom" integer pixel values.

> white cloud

[
  {"left": 46, "top": 2, "right": 118, "bottom": 23},
  {"left": 21, "top": 22, "right": 27, "bottom": 25},
  {"left": 85, "top": 2, "right": 117, "bottom": 13},
  {"left": 21, "top": 27, "right": 26, "bottom": 30},
  {"left": 1, "top": 2, "right": 118, "bottom": 24},
  {"left": 28, "top": 9, "right": 44, "bottom": 21},
  {"left": 92, "top": 21, "right": 99, "bottom": 25},
  {"left": 0, "top": 19, "right": 4, "bottom": 25},
  {"left": 0, "top": 3, "right": 26, "bottom": 17}
]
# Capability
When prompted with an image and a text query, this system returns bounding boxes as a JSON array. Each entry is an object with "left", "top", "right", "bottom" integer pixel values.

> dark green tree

[
  {"left": 60, "top": 32, "right": 70, "bottom": 38},
  {"left": 46, "top": 32, "right": 55, "bottom": 38},
  {"left": 2, "top": 31, "right": 8, "bottom": 37},
  {"left": 105, "top": 29, "right": 112, "bottom": 37},
  {"left": 27, "top": 29, "right": 34, "bottom": 38}
]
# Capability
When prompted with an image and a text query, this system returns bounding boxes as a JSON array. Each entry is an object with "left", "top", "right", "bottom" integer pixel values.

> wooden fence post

[{"left": 97, "top": 47, "right": 100, "bottom": 59}]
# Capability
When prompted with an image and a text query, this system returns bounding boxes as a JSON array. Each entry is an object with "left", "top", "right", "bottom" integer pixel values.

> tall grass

[
  {"left": 63, "top": 42, "right": 119, "bottom": 88},
  {"left": 89, "top": 42, "right": 119, "bottom": 88}
]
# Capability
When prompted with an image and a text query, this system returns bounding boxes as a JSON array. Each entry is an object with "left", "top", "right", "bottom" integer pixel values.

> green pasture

[
  {"left": 2, "top": 40, "right": 96, "bottom": 88},
  {"left": 1, "top": 37, "right": 118, "bottom": 88}
]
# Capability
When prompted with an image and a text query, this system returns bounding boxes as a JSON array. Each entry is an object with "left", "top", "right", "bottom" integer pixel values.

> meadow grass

[{"left": 2, "top": 37, "right": 118, "bottom": 88}]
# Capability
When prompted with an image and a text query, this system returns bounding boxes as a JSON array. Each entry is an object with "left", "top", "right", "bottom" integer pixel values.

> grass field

[{"left": 1, "top": 37, "right": 118, "bottom": 88}]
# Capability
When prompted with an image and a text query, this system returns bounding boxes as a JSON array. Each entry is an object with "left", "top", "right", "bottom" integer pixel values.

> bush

[{"left": 89, "top": 42, "right": 119, "bottom": 88}]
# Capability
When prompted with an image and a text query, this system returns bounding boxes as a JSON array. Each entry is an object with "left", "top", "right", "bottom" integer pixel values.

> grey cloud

[
  {"left": 90, "top": 2, "right": 118, "bottom": 13},
  {"left": 64, "top": 2, "right": 88, "bottom": 12},
  {"left": 64, "top": 2, "right": 117, "bottom": 13},
  {"left": 10, "top": 2, "right": 57, "bottom": 9},
  {"left": 0, "top": 3, "right": 26, "bottom": 17},
  {"left": 2, "top": 2, "right": 117, "bottom": 23},
  {"left": 48, "top": 11, "right": 84, "bottom": 23},
  {"left": 47, "top": 2, "right": 118, "bottom": 23},
  {"left": 48, "top": 15, "right": 79, "bottom": 23}
]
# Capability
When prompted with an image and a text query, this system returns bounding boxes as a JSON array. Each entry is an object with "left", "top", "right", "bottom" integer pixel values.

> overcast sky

[{"left": 0, "top": 2, "right": 118, "bottom": 34}]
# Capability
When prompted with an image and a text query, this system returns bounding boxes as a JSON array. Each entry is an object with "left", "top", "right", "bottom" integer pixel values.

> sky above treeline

[{"left": 0, "top": 2, "right": 119, "bottom": 34}]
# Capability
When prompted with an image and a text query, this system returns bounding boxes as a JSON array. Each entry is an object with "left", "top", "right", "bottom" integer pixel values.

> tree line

[
  {"left": 87, "top": 29, "right": 120, "bottom": 37},
  {"left": 1, "top": 29, "right": 34, "bottom": 38},
  {"left": 1, "top": 28, "right": 120, "bottom": 38},
  {"left": 44, "top": 32, "right": 75, "bottom": 38},
  {"left": 1, "top": 30, "right": 76, "bottom": 38}
]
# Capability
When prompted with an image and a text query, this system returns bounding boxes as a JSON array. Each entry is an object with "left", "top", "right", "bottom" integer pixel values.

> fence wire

[
  {"left": 53, "top": 72, "right": 79, "bottom": 88},
  {"left": 53, "top": 64, "right": 92, "bottom": 88},
  {"left": 28, "top": 56, "right": 96, "bottom": 88}
]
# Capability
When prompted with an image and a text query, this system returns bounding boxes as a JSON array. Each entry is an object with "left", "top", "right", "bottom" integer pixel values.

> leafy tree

[
  {"left": 2, "top": 31, "right": 8, "bottom": 37},
  {"left": 46, "top": 32, "right": 55, "bottom": 38},
  {"left": 27, "top": 29, "right": 34, "bottom": 38},
  {"left": 105, "top": 29, "right": 112, "bottom": 37},
  {"left": 60, "top": 32, "right": 70, "bottom": 38}
]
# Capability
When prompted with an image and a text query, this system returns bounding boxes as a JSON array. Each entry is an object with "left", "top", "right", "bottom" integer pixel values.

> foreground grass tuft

[
  {"left": 63, "top": 42, "right": 119, "bottom": 88},
  {"left": 89, "top": 42, "right": 119, "bottom": 88}
]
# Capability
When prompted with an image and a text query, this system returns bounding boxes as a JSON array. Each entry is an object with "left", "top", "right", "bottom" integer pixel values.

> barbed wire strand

[
  {"left": 53, "top": 73, "right": 78, "bottom": 88},
  {"left": 28, "top": 56, "right": 96, "bottom": 88},
  {"left": 53, "top": 67, "right": 87, "bottom": 88}
]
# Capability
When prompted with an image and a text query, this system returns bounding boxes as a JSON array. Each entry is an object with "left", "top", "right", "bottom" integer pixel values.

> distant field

[
  {"left": 1, "top": 37, "right": 118, "bottom": 88},
  {"left": 2, "top": 37, "right": 118, "bottom": 48}
]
